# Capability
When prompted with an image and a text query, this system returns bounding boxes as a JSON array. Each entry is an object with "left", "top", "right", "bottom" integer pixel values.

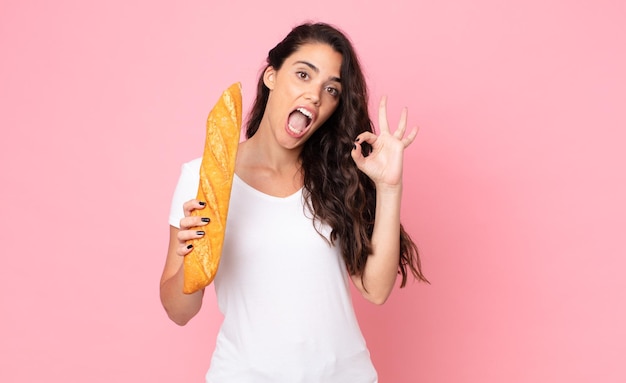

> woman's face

[{"left": 262, "top": 42, "right": 343, "bottom": 150}]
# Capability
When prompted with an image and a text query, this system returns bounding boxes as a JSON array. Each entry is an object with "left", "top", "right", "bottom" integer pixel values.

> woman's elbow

[
  {"left": 161, "top": 299, "right": 200, "bottom": 326},
  {"left": 160, "top": 288, "right": 202, "bottom": 326},
  {"left": 364, "top": 291, "right": 391, "bottom": 305},
  {"left": 166, "top": 309, "right": 194, "bottom": 326},
  {"left": 357, "top": 285, "right": 393, "bottom": 305}
]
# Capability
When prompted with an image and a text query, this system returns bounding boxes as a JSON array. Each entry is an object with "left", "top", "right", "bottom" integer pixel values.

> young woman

[{"left": 160, "top": 22, "right": 428, "bottom": 383}]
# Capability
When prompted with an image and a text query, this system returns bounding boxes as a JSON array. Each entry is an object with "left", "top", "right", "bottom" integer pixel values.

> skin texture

[{"left": 160, "top": 42, "right": 417, "bottom": 325}]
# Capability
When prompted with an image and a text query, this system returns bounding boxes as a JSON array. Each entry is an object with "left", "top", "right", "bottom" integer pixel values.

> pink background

[{"left": 1, "top": 0, "right": 625, "bottom": 382}]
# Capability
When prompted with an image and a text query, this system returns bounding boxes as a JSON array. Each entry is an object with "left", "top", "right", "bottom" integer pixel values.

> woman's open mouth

[{"left": 286, "top": 107, "right": 314, "bottom": 137}]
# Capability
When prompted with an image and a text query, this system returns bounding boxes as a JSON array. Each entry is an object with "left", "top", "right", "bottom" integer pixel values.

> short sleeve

[{"left": 168, "top": 158, "right": 202, "bottom": 228}]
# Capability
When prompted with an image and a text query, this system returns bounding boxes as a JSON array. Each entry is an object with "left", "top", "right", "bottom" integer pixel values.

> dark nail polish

[
  {"left": 201, "top": 217, "right": 211, "bottom": 223},
  {"left": 355, "top": 137, "right": 360, "bottom": 142},
  {"left": 196, "top": 230, "right": 205, "bottom": 236},
  {"left": 186, "top": 244, "right": 193, "bottom": 249},
  {"left": 199, "top": 201, "right": 206, "bottom": 206},
  {"left": 353, "top": 144, "right": 357, "bottom": 150}
]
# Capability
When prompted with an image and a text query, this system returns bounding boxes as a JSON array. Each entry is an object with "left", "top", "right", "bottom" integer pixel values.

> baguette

[{"left": 183, "top": 83, "right": 242, "bottom": 294}]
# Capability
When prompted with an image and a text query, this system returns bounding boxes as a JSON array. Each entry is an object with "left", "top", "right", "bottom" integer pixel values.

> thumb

[{"left": 351, "top": 141, "right": 367, "bottom": 170}]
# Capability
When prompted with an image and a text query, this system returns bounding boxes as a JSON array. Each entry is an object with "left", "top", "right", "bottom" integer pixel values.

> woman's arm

[
  {"left": 350, "top": 184, "right": 403, "bottom": 304},
  {"left": 350, "top": 96, "right": 418, "bottom": 304},
  {"left": 160, "top": 200, "right": 208, "bottom": 325}
]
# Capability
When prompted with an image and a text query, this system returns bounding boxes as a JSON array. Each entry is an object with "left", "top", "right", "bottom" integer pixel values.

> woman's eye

[
  {"left": 326, "top": 86, "right": 340, "bottom": 97},
  {"left": 296, "top": 71, "right": 309, "bottom": 80}
]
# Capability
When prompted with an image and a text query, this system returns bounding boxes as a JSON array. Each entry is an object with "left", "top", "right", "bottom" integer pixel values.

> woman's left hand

[{"left": 351, "top": 96, "right": 418, "bottom": 187}]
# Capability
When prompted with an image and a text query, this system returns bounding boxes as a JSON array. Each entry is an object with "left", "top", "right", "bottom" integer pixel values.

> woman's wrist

[{"left": 375, "top": 181, "right": 403, "bottom": 196}]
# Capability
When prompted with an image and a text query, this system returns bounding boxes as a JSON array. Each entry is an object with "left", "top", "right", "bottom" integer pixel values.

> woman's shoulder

[{"left": 180, "top": 157, "right": 202, "bottom": 174}]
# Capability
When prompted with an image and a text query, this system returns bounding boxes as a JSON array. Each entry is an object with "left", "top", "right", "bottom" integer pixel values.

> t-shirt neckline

[{"left": 233, "top": 173, "right": 303, "bottom": 201}]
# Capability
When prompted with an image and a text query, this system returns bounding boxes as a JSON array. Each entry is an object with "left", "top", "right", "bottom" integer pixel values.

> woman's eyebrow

[{"left": 294, "top": 60, "right": 341, "bottom": 83}]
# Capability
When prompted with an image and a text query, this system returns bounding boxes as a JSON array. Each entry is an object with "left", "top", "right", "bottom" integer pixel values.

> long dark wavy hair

[{"left": 246, "top": 22, "right": 428, "bottom": 287}]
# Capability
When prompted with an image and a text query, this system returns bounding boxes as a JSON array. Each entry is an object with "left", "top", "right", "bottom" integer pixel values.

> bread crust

[{"left": 183, "top": 83, "right": 242, "bottom": 294}]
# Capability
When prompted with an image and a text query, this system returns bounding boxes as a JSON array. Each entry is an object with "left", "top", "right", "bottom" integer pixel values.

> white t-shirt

[{"left": 169, "top": 158, "right": 378, "bottom": 383}]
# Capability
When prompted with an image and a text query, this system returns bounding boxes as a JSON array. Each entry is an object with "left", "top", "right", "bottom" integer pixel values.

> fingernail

[
  {"left": 199, "top": 201, "right": 206, "bottom": 206},
  {"left": 186, "top": 244, "right": 193, "bottom": 249},
  {"left": 201, "top": 217, "right": 210, "bottom": 223},
  {"left": 353, "top": 144, "right": 357, "bottom": 150},
  {"left": 196, "top": 230, "right": 205, "bottom": 236},
  {"left": 355, "top": 137, "right": 360, "bottom": 142}
]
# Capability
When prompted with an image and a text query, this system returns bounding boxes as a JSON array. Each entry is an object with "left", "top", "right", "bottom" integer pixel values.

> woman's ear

[{"left": 263, "top": 66, "right": 276, "bottom": 90}]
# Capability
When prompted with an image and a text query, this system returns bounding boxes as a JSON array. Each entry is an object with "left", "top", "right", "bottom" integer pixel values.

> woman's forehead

[{"left": 286, "top": 43, "right": 342, "bottom": 74}]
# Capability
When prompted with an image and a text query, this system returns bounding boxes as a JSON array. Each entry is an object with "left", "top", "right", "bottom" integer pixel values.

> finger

[
  {"left": 354, "top": 131, "right": 378, "bottom": 145},
  {"left": 179, "top": 216, "right": 211, "bottom": 230},
  {"left": 394, "top": 107, "right": 408, "bottom": 139},
  {"left": 402, "top": 125, "right": 420, "bottom": 147},
  {"left": 351, "top": 140, "right": 365, "bottom": 166},
  {"left": 183, "top": 199, "right": 206, "bottom": 217},
  {"left": 177, "top": 228, "right": 206, "bottom": 242},
  {"left": 176, "top": 243, "right": 195, "bottom": 257},
  {"left": 378, "top": 95, "right": 390, "bottom": 134}
]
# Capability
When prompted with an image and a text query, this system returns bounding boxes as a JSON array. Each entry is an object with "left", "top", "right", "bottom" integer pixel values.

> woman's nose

[{"left": 305, "top": 84, "right": 321, "bottom": 105}]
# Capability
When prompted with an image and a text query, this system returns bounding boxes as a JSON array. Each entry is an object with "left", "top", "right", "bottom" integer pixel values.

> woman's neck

[
  {"left": 240, "top": 119, "right": 303, "bottom": 172},
  {"left": 234, "top": 133, "right": 304, "bottom": 197}
]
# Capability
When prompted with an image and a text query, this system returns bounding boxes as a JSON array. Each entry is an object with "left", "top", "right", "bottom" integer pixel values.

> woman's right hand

[{"left": 176, "top": 199, "right": 210, "bottom": 257}]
